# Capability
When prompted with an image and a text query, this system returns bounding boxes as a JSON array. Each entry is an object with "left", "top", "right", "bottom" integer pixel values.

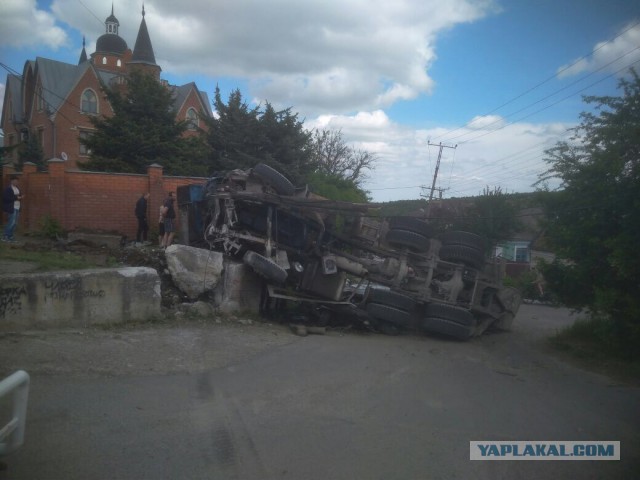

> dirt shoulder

[{"left": 0, "top": 318, "right": 302, "bottom": 378}]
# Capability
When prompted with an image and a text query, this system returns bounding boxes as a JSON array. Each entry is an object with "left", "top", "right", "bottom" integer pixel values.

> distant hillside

[{"left": 377, "top": 191, "right": 543, "bottom": 217}]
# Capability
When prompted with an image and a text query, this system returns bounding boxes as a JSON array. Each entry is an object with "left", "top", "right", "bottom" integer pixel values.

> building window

[
  {"left": 515, "top": 247, "right": 529, "bottom": 263},
  {"left": 102, "top": 56, "right": 107, "bottom": 65},
  {"left": 117, "top": 59, "right": 122, "bottom": 67},
  {"left": 79, "top": 130, "right": 93, "bottom": 156},
  {"left": 37, "top": 128, "right": 44, "bottom": 150},
  {"left": 81, "top": 89, "right": 98, "bottom": 114},
  {"left": 186, "top": 108, "right": 198, "bottom": 130}
]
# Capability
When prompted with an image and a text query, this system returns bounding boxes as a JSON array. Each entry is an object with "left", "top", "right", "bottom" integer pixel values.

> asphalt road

[{"left": 1, "top": 305, "right": 638, "bottom": 480}]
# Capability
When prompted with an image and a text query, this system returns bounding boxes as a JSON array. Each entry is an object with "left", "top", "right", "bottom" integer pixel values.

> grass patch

[
  {"left": 0, "top": 244, "right": 100, "bottom": 271},
  {"left": 549, "top": 315, "right": 640, "bottom": 383}
]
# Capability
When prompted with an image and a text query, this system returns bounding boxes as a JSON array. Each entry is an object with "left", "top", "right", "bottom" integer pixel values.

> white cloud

[
  {"left": 0, "top": 0, "right": 69, "bottom": 49},
  {"left": 46, "top": 0, "right": 495, "bottom": 116},
  {"left": 0, "top": 0, "right": 571, "bottom": 200},
  {"left": 465, "top": 115, "right": 505, "bottom": 130},
  {"left": 558, "top": 23, "right": 640, "bottom": 78},
  {"left": 306, "top": 110, "right": 570, "bottom": 201}
]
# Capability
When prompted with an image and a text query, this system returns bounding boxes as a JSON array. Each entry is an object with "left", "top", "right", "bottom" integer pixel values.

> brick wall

[{"left": 2, "top": 161, "right": 206, "bottom": 240}]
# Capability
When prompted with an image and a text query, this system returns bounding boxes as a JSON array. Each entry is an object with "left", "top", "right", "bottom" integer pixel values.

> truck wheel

[
  {"left": 388, "top": 217, "right": 433, "bottom": 238},
  {"left": 243, "top": 251, "right": 288, "bottom": 284},
  {"left": 367, "top": 288, "right": 417, "bottom": 312},
  {"left": 440, "top": 231, "right": 486, "bottom": 252},
  {"left": 386, "top": 229, "right": 430, "bottom": 252},
  {"left": 252, "top": 163, "right": 295, "bottom": 196},
  {"left": 439, "top": 245, "right": 485, "bottom": 269},
  {"left": 425, "top": 303, "right": 477, "bottom": 326},
  {"left": 366, "top": 302, "right": 412, "bottom": 328},
  {"left": 421, "top": 317, "right": 474, "bottom": 340}
]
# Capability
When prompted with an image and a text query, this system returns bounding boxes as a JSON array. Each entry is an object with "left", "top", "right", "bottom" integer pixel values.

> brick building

[{"left": 1, "top": 5, "right": 212, "bottom": 170}]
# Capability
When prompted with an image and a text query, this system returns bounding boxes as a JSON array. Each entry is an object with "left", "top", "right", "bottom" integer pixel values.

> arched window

[
  {"left": 116, "top": 59, "right": 122, "bottom": 67},
  {"left": 81, "top": 89, "right": 98, "bottom": 114},
  {"left": 186, "top": 108, "right": 198, "bottom": 130},
  {"left": 102, "top": 56, "right": 107, "bottom": 65}
]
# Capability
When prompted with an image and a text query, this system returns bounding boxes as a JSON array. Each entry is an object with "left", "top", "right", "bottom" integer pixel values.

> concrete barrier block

[
  {"left": 215, "top": 259, "right": 262, "bottom": 314},
  {"left": 0, "top": 267, "right": 161, "bottom": 331}
]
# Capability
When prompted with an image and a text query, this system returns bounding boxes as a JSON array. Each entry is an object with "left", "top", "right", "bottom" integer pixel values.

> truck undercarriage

[{"left": 178, "top": 163, "right": 521, "bottom": 340}]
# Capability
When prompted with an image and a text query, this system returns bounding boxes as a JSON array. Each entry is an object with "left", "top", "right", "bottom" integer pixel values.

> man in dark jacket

[
  {"left": 2, "top": 176, "right": 24, "bottom": 242},
  {"left": 135, "top": 193, "right": 150, "bottom": 244}
]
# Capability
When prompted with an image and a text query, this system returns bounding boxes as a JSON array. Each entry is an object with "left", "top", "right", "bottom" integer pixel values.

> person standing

[
  {"left": 135, "top": 192, "right": 150, "bottom": 244},
  {"left": 161, "top": 192, "right": 176, "bottom": 248},
  {"left": 2, "top": 176, "right": 24, "bottom": 242},
  {"left": 158, "top": 204, "right": 166, "bottom": 246}
]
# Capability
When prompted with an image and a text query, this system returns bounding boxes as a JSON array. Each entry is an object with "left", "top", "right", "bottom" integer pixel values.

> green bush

[
  {"left": 551, "top": 314, "right": 640, "bottom": 362},
  {"left": 38, "top": 214, "right": 64, "bottom": 239}
]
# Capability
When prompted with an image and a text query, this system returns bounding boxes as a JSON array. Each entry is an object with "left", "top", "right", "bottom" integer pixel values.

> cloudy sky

[{"left": 1, "top": 0, "right": 639, "bottom": 201}]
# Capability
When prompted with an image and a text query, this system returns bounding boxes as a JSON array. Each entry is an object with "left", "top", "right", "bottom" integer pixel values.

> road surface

[{"left": 1, "top": 305, "right": 638, "bottom": 479}]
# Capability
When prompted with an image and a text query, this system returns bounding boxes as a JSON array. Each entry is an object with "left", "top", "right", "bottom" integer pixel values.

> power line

[
  {"left": 431, "top": 19, "right": 640, "bottom": 142},
  {"left": 0, "top": 61, "right": 82, "bottom": 127},
  {"left": 444, "top": 47, "right": 640, "bottom": 144},
  {"left": 76, "top": 0, "right": 106, "bottom": 28}
]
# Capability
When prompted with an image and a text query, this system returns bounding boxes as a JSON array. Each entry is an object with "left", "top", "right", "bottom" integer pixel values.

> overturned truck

[{"left": 178, "top": 163, "right": 521, "bottom": 340}]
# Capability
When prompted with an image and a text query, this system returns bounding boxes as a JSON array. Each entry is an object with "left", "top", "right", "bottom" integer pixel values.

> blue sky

[{"left": 1, "top": 0, "right": 639, "bottom": 201}]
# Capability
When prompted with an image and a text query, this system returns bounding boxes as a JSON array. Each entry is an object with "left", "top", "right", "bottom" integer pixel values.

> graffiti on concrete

[
  {"left": 0, "top": 286, "right": 27, "bottom": 319},
  {"left": 44, "top": 278, "right": 105, "bottom": 301}
]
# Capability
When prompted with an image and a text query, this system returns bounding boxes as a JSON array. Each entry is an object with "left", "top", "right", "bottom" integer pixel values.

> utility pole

[{"left": 422, "top": 142, "right": 457, "bottom": 217}]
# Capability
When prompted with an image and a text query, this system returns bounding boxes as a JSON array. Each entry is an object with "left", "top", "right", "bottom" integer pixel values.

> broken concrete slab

[{"left": 165, "top": 244, "right": 224, "bottom": 300}]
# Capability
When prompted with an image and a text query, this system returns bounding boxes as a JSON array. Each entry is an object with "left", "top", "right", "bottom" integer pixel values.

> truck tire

[
  {"left": 421, "top": 317, "right": 474, "bottom": 340},
  {"left": 367, "top": 288, "right": 417, "bottom": 312},
  {"left": 425, "top": 303, "right": 477, "bottom": 326},
  {"left": 388, "top": 217, "right": 433, "bottom": 238},
  {"left": 440, "top": 231, "right": 486, "bottom": 252},
  {"left": 243, "top": 251, "right": 288, "bottom": 284},
  {"left": 252, "top": 163, "right": 295, "bottom": 196},
  {"left": 386, "top": 229, "right": 430, "bottom": 252},
  {"left": 439, "top": 245, "right": 485, "bottom": 269},
  {"left": 366, "top": 302, "right": 412, "bottom": 328}
]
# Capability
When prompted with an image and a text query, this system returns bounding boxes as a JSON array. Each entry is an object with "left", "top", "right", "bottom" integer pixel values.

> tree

[
  {"left": 537, "top": 69, "right": 640, "bottom": 355},
  {"left": 453, "top": 187, "right": 522, "bottom": 252},
  {"left": 204, "top": 88, "right": 313, "bottom": 185},
  {"left": 18, "top": 131, "right": 44, "bottom": 170},
  {"left": 81, "top": 70, "right": 210, "bottom": 175},
  {"left": 306, "top": 172, "right": 370, "bottom": 203},
  {"left": 310, "top": 129, "right": 376, "bottom": 187}
]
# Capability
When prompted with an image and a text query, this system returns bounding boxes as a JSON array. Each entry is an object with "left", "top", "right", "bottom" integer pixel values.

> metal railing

[{"left": 0, "top": 370, "right": 30, "bottom": 456}]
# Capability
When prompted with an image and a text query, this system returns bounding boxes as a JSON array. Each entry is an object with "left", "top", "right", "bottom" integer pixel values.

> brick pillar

[
  {"left": 48, "top": 158, "right": 67, "bottom": 228},
  {"left": 2, "top": 163, "right": 16, "bottom": 187},
  {"left": 21, "top": 162, "right": 37, "bottom": 231}
]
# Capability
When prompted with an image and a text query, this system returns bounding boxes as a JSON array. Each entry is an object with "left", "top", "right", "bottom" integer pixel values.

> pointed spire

[
  {"left": 78, "top": 36, "right": 88, "bottom": 64},
  {"left": 105, "top": 3, "right": 119, "bottom": 35},
  {"left": 131, "top": 6, "right": 157, "bottom": 65}
]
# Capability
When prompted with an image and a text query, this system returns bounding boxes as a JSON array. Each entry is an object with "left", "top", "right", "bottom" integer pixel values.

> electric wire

[{"left": 430, "top": 19, "right": 640, "bottom": 142}]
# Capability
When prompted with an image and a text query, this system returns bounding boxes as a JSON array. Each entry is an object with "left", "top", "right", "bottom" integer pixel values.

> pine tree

[{"left": 81, "top": 70, "right": 210, "bottom": 175}]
